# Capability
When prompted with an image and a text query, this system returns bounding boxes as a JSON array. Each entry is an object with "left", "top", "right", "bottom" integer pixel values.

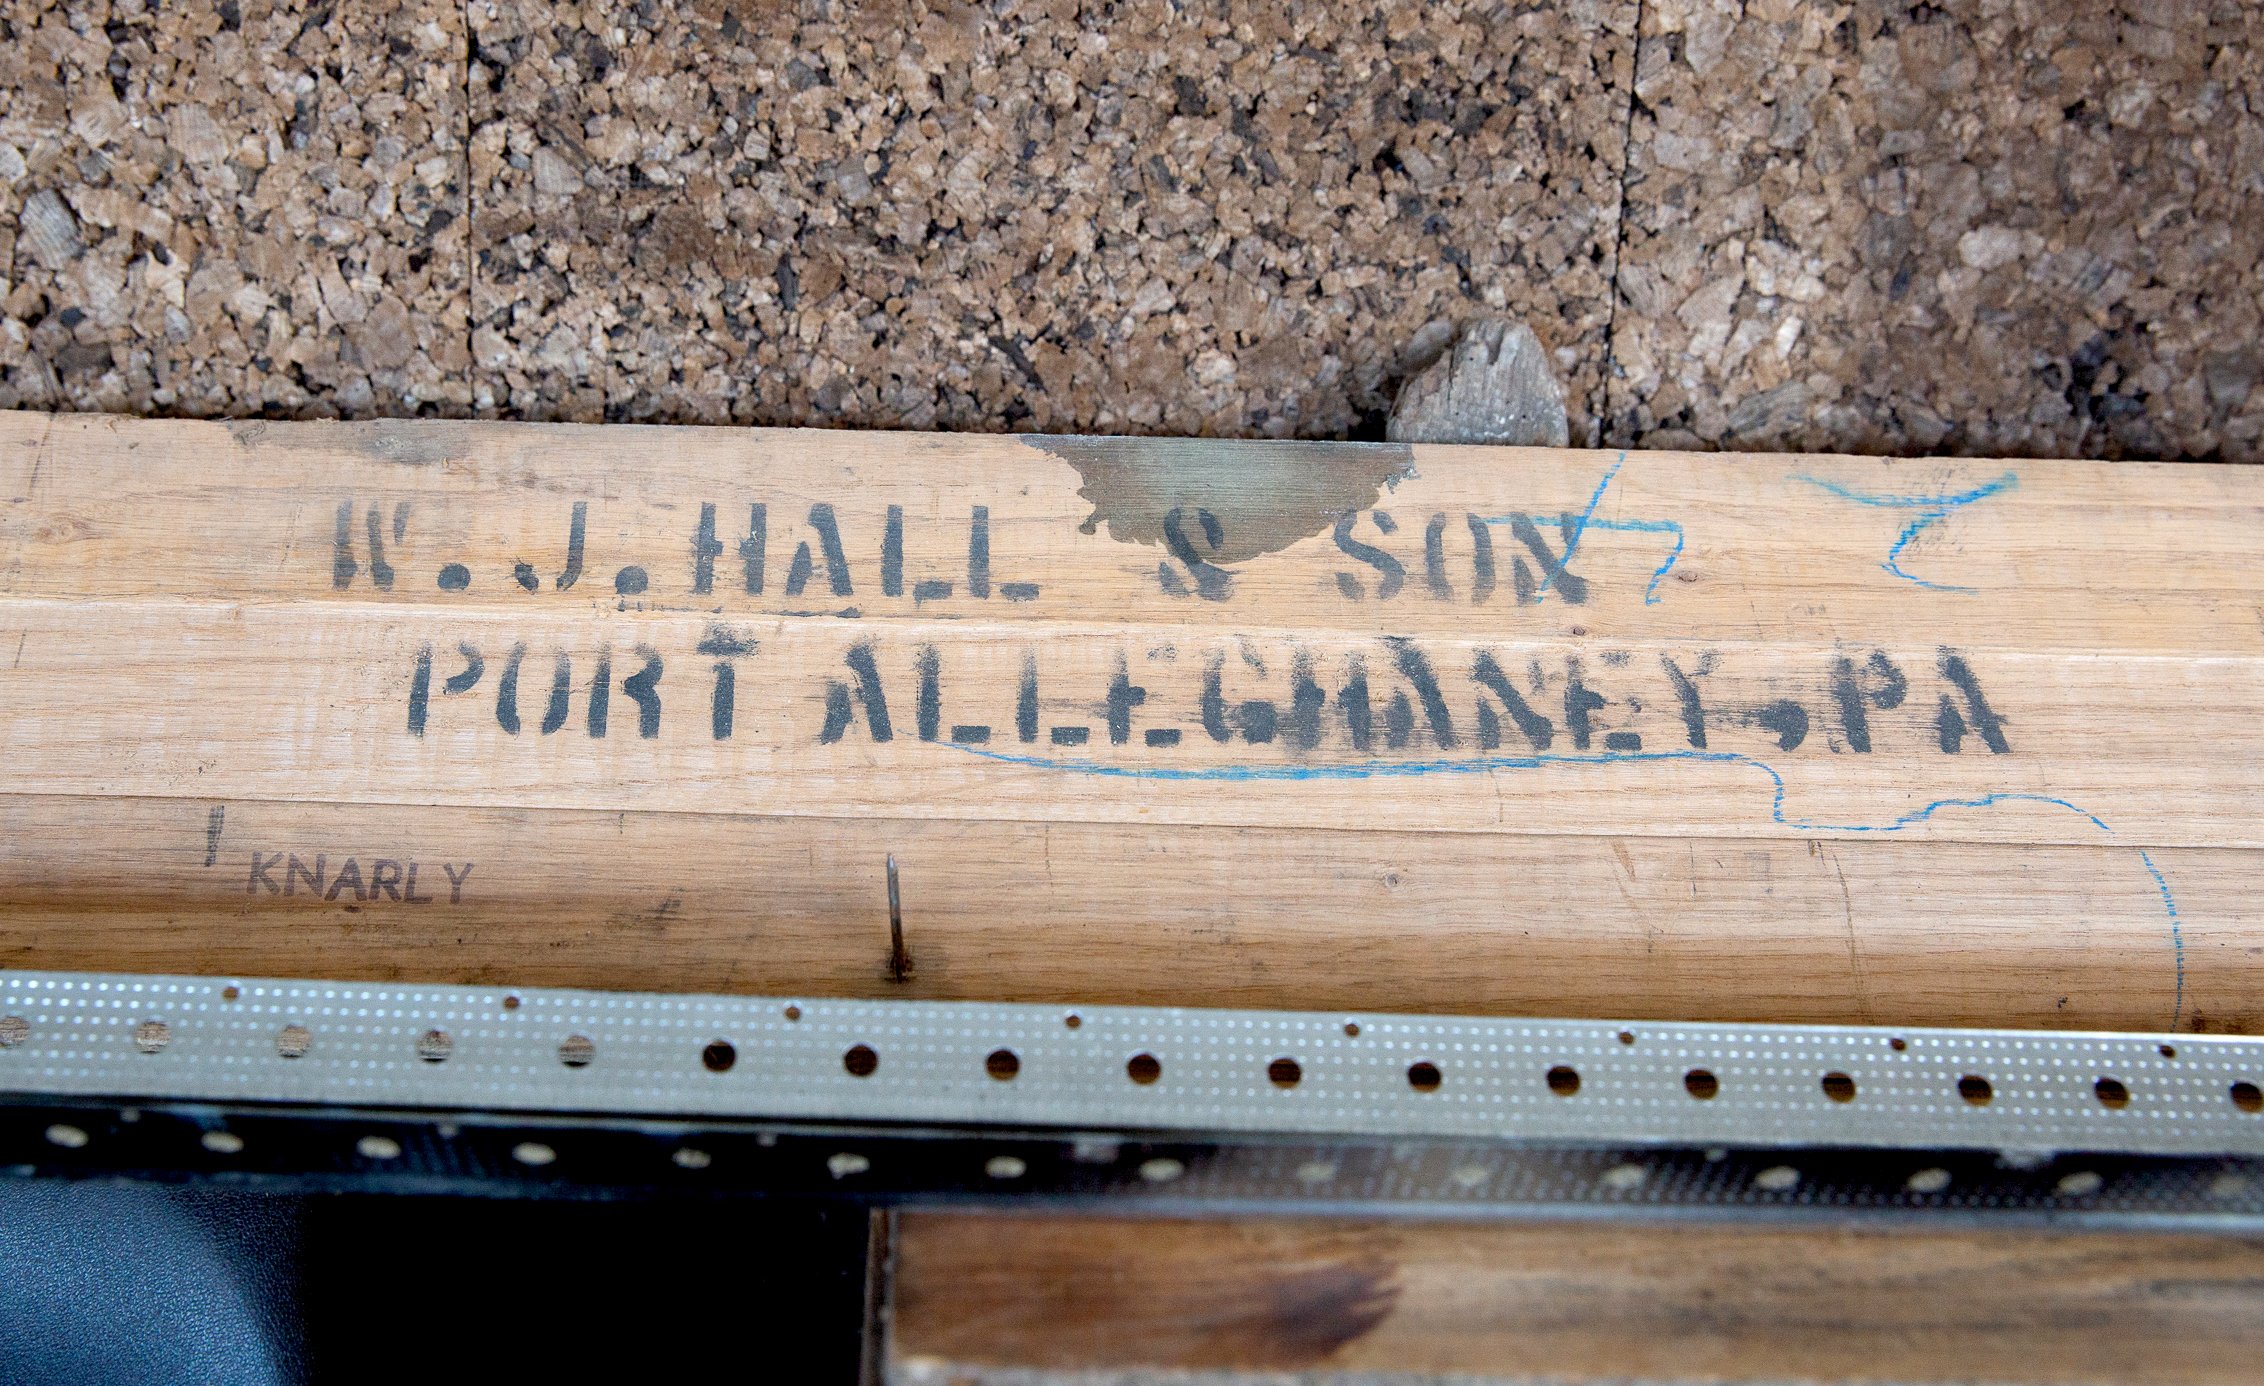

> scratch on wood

[
  {"left": 277, "top": 498, "right": 304, "bottom": 575},
  {"left": 19, "top": 412, "right": 56, "bottom": 504},
  {"left": 1607, "top": 839, "right": 1640, "bottom": 911},
  {"left": 1825, "top": 843, "right": 1874, "bottom": 1023}
]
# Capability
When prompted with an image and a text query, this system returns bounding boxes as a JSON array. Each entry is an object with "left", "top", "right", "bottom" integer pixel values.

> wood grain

[
  {"left": 4, "top": 598, "right": 2255, "bottom": 845},
  {"left": 888, "top": 1212, "right": 2264, "bottom": 1384},
  {"left": 1, "top": 412, "right": 2257, "bottom": 1028},
  {"left": 1, "top": 792, "right": 2241, "bottom": 1028},
  {"left": 10, "top": 415, "right": 2260, "bottom": 654}
]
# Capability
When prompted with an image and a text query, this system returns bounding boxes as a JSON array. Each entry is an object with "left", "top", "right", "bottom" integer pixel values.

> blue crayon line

[
  {"left": 1579, "top": 515, "right": 1685, "bottom": 605},
  {"left": 946, "top": 739, "right": 2186, "bottom": 1025},
  {"left": 2139, "top": 850, "right": 2186, "bottom": 1030},
  {"left": 1479, "top": 452, "right": 1687, "bottom": 607},
  {"left": 948, "top": 742, "right": 2096, "bottom": 834},
  {"left": 1793, "top": 471, "right": 2019, "bottom": 593},
  {"left": 1530, "top": 453, "right": 1625, "bottom": 602},
  {"left": 1479, "top": 511, "right": 1686, "bottom": 606},
  {"left": 1476, "top": 465, "right": 2013, "bottom": 606}
]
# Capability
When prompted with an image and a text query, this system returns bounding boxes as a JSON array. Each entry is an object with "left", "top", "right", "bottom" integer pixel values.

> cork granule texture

[{"left": 2, "top": 0, "right": 2260, "bottom": 461}]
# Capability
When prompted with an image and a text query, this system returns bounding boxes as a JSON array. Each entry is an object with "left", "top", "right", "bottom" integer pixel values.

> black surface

[
  {"left": 10, "top": 1094, "right": 2264, "bottom": 1227},
  {"left": 0, "top": 1180, "right": 303, "bottom": 1385},
  {"left": 0, "top": 1179, "right": 871, "bottom": 1384}
]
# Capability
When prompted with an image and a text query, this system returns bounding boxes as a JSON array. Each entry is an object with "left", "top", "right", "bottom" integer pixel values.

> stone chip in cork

[{"left": 1387, "top": 318, "right": 1571, "bottom": 448}]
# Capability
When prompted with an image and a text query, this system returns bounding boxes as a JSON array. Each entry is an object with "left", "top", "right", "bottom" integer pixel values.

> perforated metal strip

[{"left": 1, "top": 970, "right": 2259, "bottom": 1158}]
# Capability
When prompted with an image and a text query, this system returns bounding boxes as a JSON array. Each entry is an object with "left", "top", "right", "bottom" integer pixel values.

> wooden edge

[
  {"left": 887, "top": 1210, "right": 2264, "bottom": 1385},
  {"left": 0, "top": 791, "right": 2244, "bottom": 1030}
]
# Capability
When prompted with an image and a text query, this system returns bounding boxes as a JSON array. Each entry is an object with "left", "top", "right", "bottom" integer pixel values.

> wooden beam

[
  {"left": 0, "top": 793, "right": 2242, "bottom": 1029},
  {"left": 887, "top": 1212, "right": 2264, "bottom": 1384},
  {"left": 2, "top": 412, "right": 2257, "bottom": 1028}
]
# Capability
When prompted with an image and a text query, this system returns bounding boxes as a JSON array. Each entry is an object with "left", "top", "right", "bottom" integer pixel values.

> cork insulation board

[{"left": 1, "top": 412, "right": 2258, "bottom": 1031}]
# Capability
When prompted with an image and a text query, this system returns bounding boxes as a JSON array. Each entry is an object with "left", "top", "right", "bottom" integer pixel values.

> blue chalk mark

[
  {"left": 1530, "top": 453, "right": 1624, "bottom": 602},
  {"left": 1794, "top": 471, "right": 2019, "bottom": 594},
  {"left": 1580, "top": 515, "right": 1685, "bottom": 605},
  {"left": 2139, "top": 850, "right": 2186, "bottom": 1030},
  {"left": 950, "top": 738, "right": 2188, "bottom": 1026},
  {"left": 1481, "top": 452, "right": 1688, "bottom": 605},
  {"left": 952, "top": 742, "right": 2088, "bottom": 834}
]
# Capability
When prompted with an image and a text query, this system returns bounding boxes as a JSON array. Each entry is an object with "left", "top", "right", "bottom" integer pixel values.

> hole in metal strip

[
  {"left": 1754, "top": 1165, "right": 1800, "bottom": 1191},
  {"left": 2056, "top": 1169, "right": 2103, "bottom": 1198},
  {"left": 1906, "top": 1167, "right": 1951, "bottom": 1194}
]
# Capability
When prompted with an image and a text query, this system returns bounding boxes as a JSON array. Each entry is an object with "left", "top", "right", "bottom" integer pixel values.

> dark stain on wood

[
  {"left": 889, "top": 1215, "right": 1401, "bottom": 1372},
  {"left": 1026, "top": 434, "right": 1415, "bottom": 564},
  {"left": 1225, "top": 1254, "right": 1402, "bottom": 1364},
  {"left": 230, "top": 418, "right": 469, "bottom": 467}
]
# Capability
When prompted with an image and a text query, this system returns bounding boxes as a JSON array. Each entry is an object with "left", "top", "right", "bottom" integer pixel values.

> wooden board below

[
  {"left": 888, "top": 1212, "right": 2264, "bottom": 1384},
  {"left": 0, "top": 793, "right": 2239, "bottom": 1031}
]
